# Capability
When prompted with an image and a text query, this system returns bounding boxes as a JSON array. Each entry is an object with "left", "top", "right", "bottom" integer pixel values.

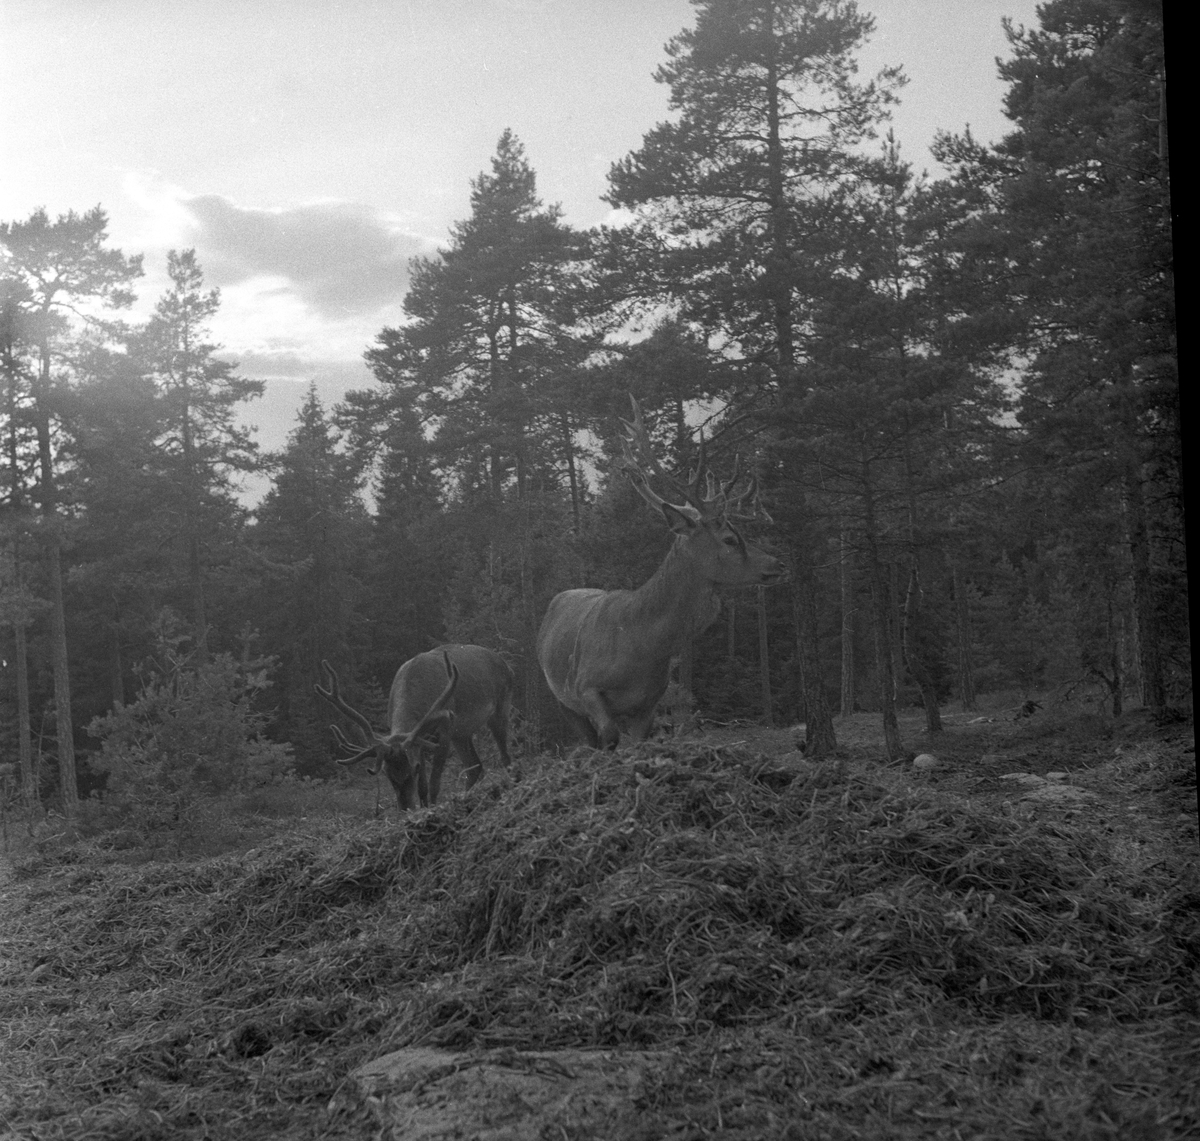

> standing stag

[
  {"left": 315, "top": 644, "right": 514, "bottom": 811},
  {"left": 537, "top": 399, "right": 783, "bottom": 748}
]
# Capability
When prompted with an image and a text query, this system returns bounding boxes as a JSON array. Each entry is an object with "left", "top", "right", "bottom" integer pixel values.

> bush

[{"left": 88, "top": 651, "right": 293, "bottom": 827}]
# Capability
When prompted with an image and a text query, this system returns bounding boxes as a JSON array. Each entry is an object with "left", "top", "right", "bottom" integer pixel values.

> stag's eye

[{"left": 723, "top": 535, "right": 741, "bottom": 547}]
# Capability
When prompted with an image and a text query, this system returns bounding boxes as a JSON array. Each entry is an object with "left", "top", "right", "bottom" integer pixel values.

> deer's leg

[
  {"left": 489, "top": 702, "right": 513, "bottom": 769},
  {"left": 488, "top": 711, "right": 520, "bottom": 779},
  {"left": 571, "top": 690, "right": 621, "bottom": 749},
  {"left": 625, "top": 707, "right": 657, "bottom": 742},
  {"left": 554, "top": 701, "right": 599, "bottom": 747},
  {"left": 425, "top": 743, "right": 450, "bottom": 804},
  {"left": 385, "top": 755, "right": 420, "bottom": 811},
  {"left": 451, "top": 737, "right": 484, "bottom": 789}
]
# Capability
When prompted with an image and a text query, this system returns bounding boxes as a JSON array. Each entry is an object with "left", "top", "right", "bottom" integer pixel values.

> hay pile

[{"left": 2, "top": 739, "right": 1196, "bottom": 1139}]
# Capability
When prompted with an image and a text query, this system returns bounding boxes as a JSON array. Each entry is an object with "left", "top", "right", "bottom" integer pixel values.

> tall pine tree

[
  {"left": 0, "top": 207, "right": 142, "bottom": 817},
  {"left": 933, "top": 0, "right": 1178, "bottom": 712}
]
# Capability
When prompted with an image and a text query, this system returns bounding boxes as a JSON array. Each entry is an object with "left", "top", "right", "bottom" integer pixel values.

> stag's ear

[{"left": 660, "top": 501, "right": 700, "bottom": 534}]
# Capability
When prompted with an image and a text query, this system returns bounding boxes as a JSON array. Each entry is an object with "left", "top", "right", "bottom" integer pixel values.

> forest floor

[{"left": 0, "top": 696, "right": 1196, "bottom": 1140}]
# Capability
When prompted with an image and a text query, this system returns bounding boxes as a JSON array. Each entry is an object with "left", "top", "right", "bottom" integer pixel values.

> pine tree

[
  {"left": 134, "top": 250, "right": 263, "bottom": 660},
  {"left": 252, "top": 385, "right": 368, "bottom": 770},
  {"left": 605, "top": 0, "right": 903, "bottom": 382},
  {"left": 603, "top": 0, "right": 905, "bottom": 756},
  {"left": 366, "top": 130, "right": 595, "bottom": 501},
  {"left": 64, "top": 348, "right": 167, "bottom": 718},
  {"left": 0, "top": 207, "right": 142, "bottom": 818},
  {"left": 933, "top": 0, "right": 1178, "bottom": 712}
]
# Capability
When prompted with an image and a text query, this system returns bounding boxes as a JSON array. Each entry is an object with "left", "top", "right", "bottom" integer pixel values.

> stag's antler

[
  {"left": 619, "top": 395, "right": 767, "bottom": 522},
  {"left": 398, "top": 652, "right": 459, "bottom": 750},
  {"left": 618, "top": 396, "right": 710, "bottom": 518},
  {"left": 315, "top": 660, "right": 385, "bottom": 767}
]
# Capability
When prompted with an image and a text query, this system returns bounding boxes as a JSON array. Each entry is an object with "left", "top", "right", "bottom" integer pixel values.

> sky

[{"left": 3, "top": 0, "right": 1041, "bottom": 489}]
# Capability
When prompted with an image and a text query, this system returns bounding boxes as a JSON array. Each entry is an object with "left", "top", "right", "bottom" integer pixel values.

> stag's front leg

[
  {"left": 384, "top": 754, "right": 421, "bottom": 811},
  {"left": 424, "top": 742, "right": 452, "bottom": 805},
  {"left": 576, "top": 689, "right": 620, "bottom": 749},
  {"left": 452, "top": 738, "right": 485, "bottom": 790},
  {"left": 625, "top": 707, "right": 657, "bottom": 742}
]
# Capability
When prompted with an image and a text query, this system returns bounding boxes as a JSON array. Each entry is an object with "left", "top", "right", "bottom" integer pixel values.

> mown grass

[{"left": 0, "top": 716, "right": 1196, "bottom": 1140}]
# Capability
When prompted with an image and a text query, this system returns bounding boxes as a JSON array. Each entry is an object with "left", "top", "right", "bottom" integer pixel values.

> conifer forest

[{"left": 0, "top": 0, "right": 1181, "bottom": 820}]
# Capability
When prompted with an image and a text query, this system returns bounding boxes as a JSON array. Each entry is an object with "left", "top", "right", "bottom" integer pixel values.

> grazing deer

[
  {"left": 315, "top": 644, "right": 515, "bottom": 811},
  {"left": 537, "top": 399, "right": 783, "bottom": 748}
]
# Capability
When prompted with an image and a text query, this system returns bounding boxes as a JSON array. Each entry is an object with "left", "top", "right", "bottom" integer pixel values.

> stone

[{"left": 352, "top": 1046, "right": 667, "bottom": 1140}]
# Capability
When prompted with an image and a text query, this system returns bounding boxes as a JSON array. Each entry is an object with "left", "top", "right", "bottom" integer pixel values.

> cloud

[
  {"left": 222, "top": 348, "right": 374, "bottom": 389},
  {"left": 183, "top": 195, "right": 437, "bottom": 319}
]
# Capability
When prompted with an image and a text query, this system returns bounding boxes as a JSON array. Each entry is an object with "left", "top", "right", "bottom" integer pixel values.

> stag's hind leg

[{"left": 488, "top": 701, "right": 514, "bottom": 771}]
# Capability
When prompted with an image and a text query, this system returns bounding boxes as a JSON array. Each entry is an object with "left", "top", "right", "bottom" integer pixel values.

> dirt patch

[{"left": 354, "top": 1046, "right": 667, "bottom": 1139}]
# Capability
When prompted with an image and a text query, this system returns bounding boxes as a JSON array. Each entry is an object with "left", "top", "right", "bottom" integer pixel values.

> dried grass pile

[{"left": 2, "top": 739, "right": 1196, "bottom": 1140}]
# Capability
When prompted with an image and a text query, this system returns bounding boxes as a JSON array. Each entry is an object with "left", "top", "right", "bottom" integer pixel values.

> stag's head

[
  {"left": 314, "top": 655, "right": 459, "bottom": 808},
  {"left": 618, "top": 397, "right": 784, "bottom": 587}
]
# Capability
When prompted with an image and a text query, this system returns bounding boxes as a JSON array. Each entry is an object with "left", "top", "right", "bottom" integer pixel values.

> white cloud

[
  {"left": 182, "top": 194, "right": 437, "bottom": 319},
  {"left": 114, "top": 176, "right": 426, "bottom": 416},
  {"left": 121, "top": 171, "right": 201, "bottom": 251}
]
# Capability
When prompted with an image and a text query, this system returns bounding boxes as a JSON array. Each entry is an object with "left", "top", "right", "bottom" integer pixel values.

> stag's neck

[{"left": 631, "top": 539, "right": 720, "bottom": 654}]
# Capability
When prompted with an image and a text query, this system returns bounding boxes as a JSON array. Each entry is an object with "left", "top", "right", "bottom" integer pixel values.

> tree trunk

[
  {"left": 839, "top": 525, "right": 856, "bottom": 716},
  {"left": 3, "top": 326, "right": 35, "bottom": 808},
  {"left": 181, "top": 389, "right": 209, "bottom": 663},
  {"left": 44, "top": 537, "right": 78, "bottom": 815},
  {"left": 1122, "top": 464, "right": 1165, "bottom": 713},
  {"left": 14, "top": 620, "right": 33, "bottom": 807},
  {"left": 901, "top": 564, "right": 943, "bottom": 732},
  {"left": 792, "top": 566, "right": 836, "bottom": 760},
  {"left": 33, "top": 344, "right": 77, "bottom": 821},
  {"left": 761, "top": 7, "right": 795, "bottom": 375},
  {"left": 678, "top": 632, "right": 694, "bottom": 700},
  {"left": 110, "top": 602, "right": 125, "bottom": 708},
  {"left": 756, "top": 585, "right": 772, "bottom": 725},
  {"left": 1107, "top": 593, "right": 1123, "bottom": 717},
  {"left": 561, "top": 412, "right": 581, "bottom": 533},
  {"left": 950, "top": 560, "right": 977, "bottom": 712},
  {"left": 862, "top": 470, "right": 904, "bottom": 760}
]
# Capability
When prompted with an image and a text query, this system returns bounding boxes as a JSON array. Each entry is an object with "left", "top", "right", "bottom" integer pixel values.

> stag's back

[{"left": 390, "top": 644, "right": 512, "bottom": 736}]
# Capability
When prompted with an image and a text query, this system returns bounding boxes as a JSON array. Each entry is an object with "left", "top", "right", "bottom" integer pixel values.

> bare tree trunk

[
  {"left": 14, "top": 620, "right": 33, "bottom": 807},
  {"left": 950, "top": 560, "right": 977, "bottom": 712},
  {"left": 862, "top": 470, "right": 904, "bottom": 760},
  {"left": 44, "top": 537, "right": 78, "bottom": 816},
  {"left": 1122, "top": 464, "right": 1165, "bottom": 713},
  {"left": 34, "top": 355, "right": 77, "bottom": 820},
  {"left": 901, "top": 564, "right": 943, "bottom": 732},
  {"left": 110, "top": 601, "right": 125, "bottom": 708},
  {"left": 756, "top": 585, "right": 772, "bottom": 725},
  {"left": 839, "top": 526, "right": 856, "bottom": 716},
  {"left": 792, "top": 569, "right": 836, "bottom": 759},
  {"left": 726, "top": 598, "right": 736, "bottom": 662},
  {"left": 679, "top": 632, "right": 695, "bottom": 700},
  {"left": 560, "top": 413, "right": 581, "bottom": 533},
  {"left": 2, "top": 310, "right": 35, "bottom": 808},
  {"left": 1107, "top": 592, "right": 1123, "bottom": 717}
]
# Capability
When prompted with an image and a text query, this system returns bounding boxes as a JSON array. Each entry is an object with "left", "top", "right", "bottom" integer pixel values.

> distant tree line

[{"left": 1, "top": 0, "right": 1179, "bottom": 819}]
